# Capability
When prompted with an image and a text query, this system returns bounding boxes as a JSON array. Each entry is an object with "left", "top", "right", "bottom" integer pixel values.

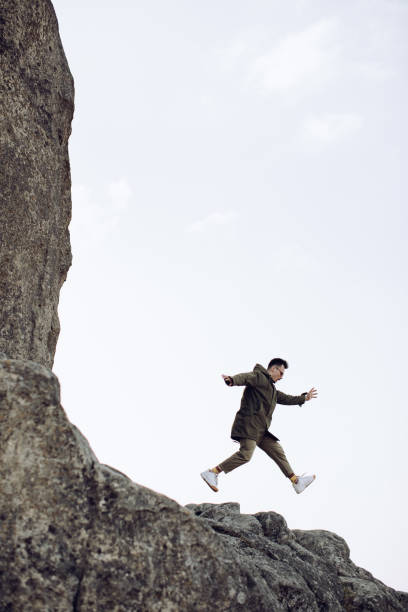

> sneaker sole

[{"left": 200, "top": 473, "right": 218, "bottom": 492}]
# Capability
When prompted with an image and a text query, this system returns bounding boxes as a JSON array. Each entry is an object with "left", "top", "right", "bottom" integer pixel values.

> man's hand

[
  {"left": 222, "top": 374, "right": 233, "bottom": 386},
  {"left": 305, "top": 387, "right": 318, "bottom": 401}
]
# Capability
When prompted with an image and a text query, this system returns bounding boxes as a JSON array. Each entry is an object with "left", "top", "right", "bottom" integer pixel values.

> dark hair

[{"left": 267, "top": 358, "right": 288, "bottom": 370}]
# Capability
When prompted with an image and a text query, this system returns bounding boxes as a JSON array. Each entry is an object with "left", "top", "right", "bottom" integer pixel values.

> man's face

[{"left": 269, "top": 365, "right": 285, "bottom": 382}]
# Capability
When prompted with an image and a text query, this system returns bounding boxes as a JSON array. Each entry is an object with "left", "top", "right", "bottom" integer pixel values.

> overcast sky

[{"left": 52, "top": 0, "right": 407, "bottom": 592}]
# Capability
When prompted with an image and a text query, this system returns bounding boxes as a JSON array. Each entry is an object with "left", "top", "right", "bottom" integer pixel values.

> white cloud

[
  {"left": 217, "top": 17, "right": 397, "bottom": 100},
  {"left": 302, "top": 113, "right": 363, "bottom": 144},
  {"left": 250, "top": 19, "right": 338, "bottom": 94},
  {"left": 107, "top": 178, "right": 132, "bottom": 211},
  {"left": 187, "top": 211, "right": 238, "bottom": 233}
]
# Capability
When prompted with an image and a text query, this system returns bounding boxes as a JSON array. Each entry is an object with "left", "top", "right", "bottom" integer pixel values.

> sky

[{"left": 52, "top": 0, "right": 407, "bottom": 593}]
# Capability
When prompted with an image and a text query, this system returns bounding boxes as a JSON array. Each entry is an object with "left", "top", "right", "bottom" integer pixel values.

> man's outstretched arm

[
  {"left": 221, "top": 372, "right": 258, "bottom": 387},
  {"left": 277, "top": 387, "right": 318, "bottom": 406}
]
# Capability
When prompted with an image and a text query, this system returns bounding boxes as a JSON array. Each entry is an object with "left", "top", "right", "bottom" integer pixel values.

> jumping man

[{"left": 201, "top": 358, "right": 318, "bottom": 494}]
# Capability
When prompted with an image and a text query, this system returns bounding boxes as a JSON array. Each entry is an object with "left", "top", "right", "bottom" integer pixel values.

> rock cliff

[
  {"left": 0, "top": 0, "right": 74, "bottom": 368},
  {"left": 0, "top": 356, "right": 407, "bottom": 611},
  {"left": 1, "top": 1, "right": 407, "bottom": 611}
]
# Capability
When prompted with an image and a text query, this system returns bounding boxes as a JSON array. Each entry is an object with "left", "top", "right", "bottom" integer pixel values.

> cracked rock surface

[
  {"left": 0, "top": 0, "right": 74, "bottom": 367},
  {"left": 1, "top": 356, "right": 407, "bottom": 611}
]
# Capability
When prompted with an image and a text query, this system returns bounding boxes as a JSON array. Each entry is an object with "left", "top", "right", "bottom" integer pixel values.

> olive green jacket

[{"left": 229, "top": 363, "right": 307, "bottom": 442}]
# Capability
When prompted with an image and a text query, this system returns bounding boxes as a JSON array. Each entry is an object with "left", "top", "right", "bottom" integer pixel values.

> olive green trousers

[{"left": 218, "top": 436, "right": 294, "bottom": 478}]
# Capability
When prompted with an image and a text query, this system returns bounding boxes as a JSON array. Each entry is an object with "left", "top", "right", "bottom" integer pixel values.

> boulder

[{"left": 0, "top": 0, "right": 74, "bottom": 367}]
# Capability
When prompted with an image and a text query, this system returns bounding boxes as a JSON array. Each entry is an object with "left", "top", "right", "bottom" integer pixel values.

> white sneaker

[
  {"left": 292, "top": 473, "right": 316, "bottom": 494},
  {"left": 201, "top": 469, "right": 219, "bottom": 492}
]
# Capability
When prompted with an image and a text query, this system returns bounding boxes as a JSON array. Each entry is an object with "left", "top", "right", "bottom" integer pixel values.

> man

[{"left": 201, "top": 358, "right": 318, "bottom": 494}]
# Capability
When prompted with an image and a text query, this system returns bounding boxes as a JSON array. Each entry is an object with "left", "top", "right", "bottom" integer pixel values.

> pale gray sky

[{"left": 52, "top": 0, "right": 407, "bottom": 592}]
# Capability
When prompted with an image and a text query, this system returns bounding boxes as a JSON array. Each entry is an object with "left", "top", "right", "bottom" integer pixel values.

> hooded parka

[{"left": 229, "top": 364, "right": 307, "bottom": 442}]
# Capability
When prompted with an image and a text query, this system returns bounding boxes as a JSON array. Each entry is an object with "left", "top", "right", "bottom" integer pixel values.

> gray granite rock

[
  {"left": 1, "top": 358, "right": 407, "bottom": 611},
  {"left": 0, "top": 0, "right": 74, "bottom": 368},
  {"left": 292, "top": 529, "right": 408, "bottom": 611}
]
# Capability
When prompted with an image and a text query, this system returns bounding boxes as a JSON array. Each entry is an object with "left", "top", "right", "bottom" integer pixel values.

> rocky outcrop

[
  {"left": 0, "top": 0, "right": 74, "bottom": 368},
  {"left": 1, "top": 356, "right": 407, "bottom": 611}
]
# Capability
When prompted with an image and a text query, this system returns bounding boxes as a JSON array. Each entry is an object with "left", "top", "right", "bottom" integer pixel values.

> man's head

[{"left": 267, "top": 357, "right": 288, "bottom": 382}]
